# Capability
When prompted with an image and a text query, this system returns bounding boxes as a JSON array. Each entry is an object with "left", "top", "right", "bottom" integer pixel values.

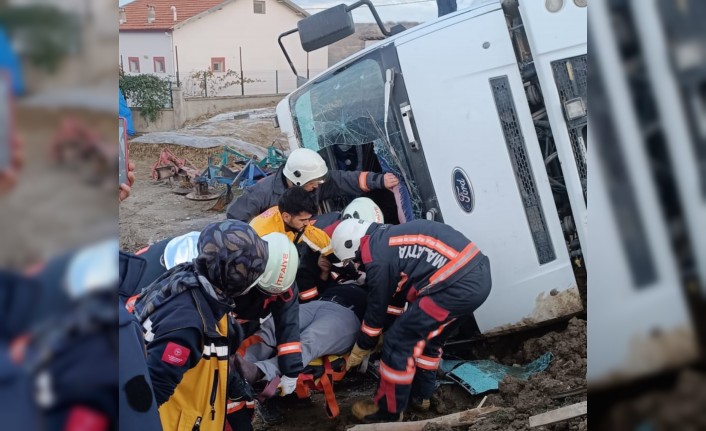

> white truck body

[{"left": 277, "top": 0, "right": 587, "bottom": 334}]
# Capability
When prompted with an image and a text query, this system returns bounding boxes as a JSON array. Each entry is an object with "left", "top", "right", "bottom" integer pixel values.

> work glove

[
  {"left": 278, "top": 375, "right": 298, "bottom": 396},
  {"left": 346, "top": 344, "right": 371, "bottom": 371}
]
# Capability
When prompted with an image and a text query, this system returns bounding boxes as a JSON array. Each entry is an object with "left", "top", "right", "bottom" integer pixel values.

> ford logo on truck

[{"left": 452, "top": 168, "right": 474, "bottom": 213}]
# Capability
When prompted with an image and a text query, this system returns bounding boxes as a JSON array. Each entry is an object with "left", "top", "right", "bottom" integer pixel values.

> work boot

[
  {"left": 256, "top": 398, "right": 284, "bottom": 425},
  {"left": 351, "top": 400, "right": 403, "bottom": 423},
  {"left": 409, "top": 396, "right": 431, "bottom": 412}
]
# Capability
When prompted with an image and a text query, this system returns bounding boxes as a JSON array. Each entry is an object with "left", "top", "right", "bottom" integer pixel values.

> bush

[{"left": 119, "top": 74, "right": 171, "bottom": 124}]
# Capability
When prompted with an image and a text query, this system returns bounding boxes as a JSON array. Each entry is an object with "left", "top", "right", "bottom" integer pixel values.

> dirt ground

[
  {"left": 119, "top": 108, "right": 285, "bottom": 252},
  {"left": 259, "top": 318, "right": 587, "bottom": 431}
]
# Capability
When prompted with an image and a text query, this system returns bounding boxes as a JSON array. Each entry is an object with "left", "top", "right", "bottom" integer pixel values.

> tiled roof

[{"left": 119, "top": 0, "right": 226, "bottom": 31}]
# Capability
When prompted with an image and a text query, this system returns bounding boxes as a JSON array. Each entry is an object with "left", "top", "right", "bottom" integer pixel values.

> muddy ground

[
  {"left": 120, "top": 107, "right": 587, "bottom": 430},
  {"left": 257, "top": 318, "right": 587, "bottom": 431}
]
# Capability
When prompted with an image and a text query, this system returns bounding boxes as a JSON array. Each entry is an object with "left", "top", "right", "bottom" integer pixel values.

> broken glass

[{"left": 289, "top": 55, "right": 424, "bottom": 219}]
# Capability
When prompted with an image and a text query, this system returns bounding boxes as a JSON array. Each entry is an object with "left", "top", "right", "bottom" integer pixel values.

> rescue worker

[
  {"left": 313, "top": 196, "right": 386, "bottom": 238},
  {"left": 226, "top": 147, "right": 399, "bottom": 222},
  {"left": 130, "top": 221, "right": 299, "bottom": 431},
  {"left": 249, "top": 186, "right": 333, "bottom": 302},
  {"left": 330, "top": 219, "right": 492, "bottom": 423},
  {"left": 0, "top": 271, "right": 40, "bottom": 430},
  {"left": 119, "top": 250, "right": 163, "bottom": 431},
  {"left": 24, "top": 239, "right": 121, "bottom": 430}
]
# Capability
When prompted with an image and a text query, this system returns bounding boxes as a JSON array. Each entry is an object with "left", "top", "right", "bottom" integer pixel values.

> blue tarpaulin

[
  {"left": 0, "top": 28, "right": 25, "bottom": 95},
  {"left": 119, "top": 89, "right": 135, "bottom": 136},
  {"left": 441, "top": 352, "right": 554, "bottom": 395}
]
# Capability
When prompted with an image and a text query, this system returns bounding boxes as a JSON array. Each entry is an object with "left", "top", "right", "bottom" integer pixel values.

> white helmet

[
  {"left": 66, "top": 239, "right": 118, "bottom": 299},
  {"left": 258, "top": 232, "right": 299, "bottom": 294},
  {"left": 342, "top": 197, "right": 384, "bottom": 224},
  {"left": 283, "top": 148, "right": 329, "bottom": 186},
  {"left": 163, "top": 231, "right": 200, "bottom": 269},
  {"left": 331, "top": 219, "right": 372, "bottom": 262}
]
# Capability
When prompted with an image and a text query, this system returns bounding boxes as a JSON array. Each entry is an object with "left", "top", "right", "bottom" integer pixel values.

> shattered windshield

[
  {"left": 291, "top": 59, "right": 385, "bottom": 150},
  {"left": 290, "top": 55, "right": 426, "bottom": 219}
]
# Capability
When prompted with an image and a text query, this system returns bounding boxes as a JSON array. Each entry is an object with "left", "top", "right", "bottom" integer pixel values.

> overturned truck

[{"left": 277, "top": 0, "right": 589, "bottom": 364}]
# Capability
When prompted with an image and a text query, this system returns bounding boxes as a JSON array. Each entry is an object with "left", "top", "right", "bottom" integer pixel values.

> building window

[
  {"left": 128, "top": 57, "right": 140, "bottom": 73},
  {"left": 211, "top": 57, "right": 225, "bottom": 73},
  {"left": 254, "top": 1, "right": 266, "bottom": 14},
  {"left": 153, "top": 57, "right": 166, "bottom": 73}
]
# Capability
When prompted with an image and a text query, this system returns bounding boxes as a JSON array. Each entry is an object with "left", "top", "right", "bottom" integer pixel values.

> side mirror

[{"left": 298, "top": 4, "right": 355, "bottom": 53}]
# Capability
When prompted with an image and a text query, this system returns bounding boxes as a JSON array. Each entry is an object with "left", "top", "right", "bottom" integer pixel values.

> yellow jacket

[{"left": 250, "top": 206, "right": 333, "bottom": 257}]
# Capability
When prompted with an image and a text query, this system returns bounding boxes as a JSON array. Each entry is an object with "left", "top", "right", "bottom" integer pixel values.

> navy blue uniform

[
  {"left": 118, "top": 251, "right": 162, "bottom": 431},
  {"left": 355, "top": 221, "right": 492, "bottom": 414},
  {"left": 118, "top": 239, "right": 171, "bottom": 301},
  {"left": 26, "top": 292, "right": 119, "bottom": 431},
  {"left": 226, "top": 166, "right": 388, "bottom": 222},
  {"left": 0, "top": 270, "right": 40, "bottom": 430}
]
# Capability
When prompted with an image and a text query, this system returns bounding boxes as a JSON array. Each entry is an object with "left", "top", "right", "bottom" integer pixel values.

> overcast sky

[{"left": 118, "top": 0, "right": 482, "bottom": 24}]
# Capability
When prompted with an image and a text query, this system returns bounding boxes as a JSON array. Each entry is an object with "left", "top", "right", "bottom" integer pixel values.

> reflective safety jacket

[
  {"left": 354, "top": 221, "right": 484, "bottom": 350},
  {"left": 250, "top": 207, "right": 332, "bottom": 302},
  {"left": 133, "top": 285, "right": 231, "bottom": 431}
]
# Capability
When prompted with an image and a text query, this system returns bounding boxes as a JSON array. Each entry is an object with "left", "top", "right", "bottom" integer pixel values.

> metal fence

[{"left": 179, "top": 69, "right": 326, "bottom": 98}]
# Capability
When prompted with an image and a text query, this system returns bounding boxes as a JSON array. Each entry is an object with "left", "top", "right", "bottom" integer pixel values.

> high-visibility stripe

[
  {"left": 246, "top": 401, "right": 255, "bottom": 409},
  {"left": 379, "top": 361, "right": 415, "bottom": 384},
  {"left": 415, "top": 355, "right": 441, "bottom": 370},
  {"left": 227, "top": 401, "right": 245, "bottom": 413},
  {"left": 202, "top": 343, "right": 229, "bottom": 358},
  {"left": 388, "top": 235, "right": 459, "bottom": 260},
  {"left": 299, "top": 287, "right": 319, "bottom": 301},
  {"left": 143, "top": 318, "right": 155, "bottom": 342},
  {"left": 386, "top": 305, "right": 404, "bottom": 316},
  {"left": 427, "top": 319, "right": 455, "bottom": 340},
  {"left": 300, "top": 234, "right": 323, "bottom": 253},
  {"left": 125, "top": 294, "right": 139, "bottom": 314},
  {"left": 135, "top": 245, "right": 150, "bottom": 255},
  {"left": 278, "top": 342, "right": 302, "bottom": 356},
  {"left": 236, "top": 335, "right": 263, "bottom": 357},
  {"left": 429, "top": 242, "right": 480, "bottom": 285},
  {"left": 358, "top": 172, "right": 370, "bottom": 192},
  {"left": 361, "top": 321, "right": 382, "bottom": 337}
]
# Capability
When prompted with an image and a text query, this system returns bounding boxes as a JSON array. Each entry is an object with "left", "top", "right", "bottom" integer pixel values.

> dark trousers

[{"left": 375, "top": 256, "right": 491, "bottom": 413}]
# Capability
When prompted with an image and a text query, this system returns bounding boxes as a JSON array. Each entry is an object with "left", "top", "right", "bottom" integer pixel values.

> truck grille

[{"left": 491, "top": 76, "right": 556, "bottom": 265}]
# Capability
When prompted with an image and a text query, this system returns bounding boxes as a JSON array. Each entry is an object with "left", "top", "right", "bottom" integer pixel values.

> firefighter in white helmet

[
  {"left": 331, "top": 219, "right": 492, "bottom": 423},
  {"left": 226, "top": 147, "right": 399, "bottom": 222}
]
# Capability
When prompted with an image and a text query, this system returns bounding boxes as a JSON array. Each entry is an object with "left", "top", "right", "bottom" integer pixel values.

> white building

[{"left": 119, "top": 0, "right": 328, "bottom": 96}]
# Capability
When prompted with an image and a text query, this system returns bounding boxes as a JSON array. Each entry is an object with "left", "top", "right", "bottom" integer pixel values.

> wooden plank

[
  {"left": 347, "top": 406, "right": 501, "bottom": 431},
  {"left": 529, "top": 401, "right": 587, "bottom": 428}
]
